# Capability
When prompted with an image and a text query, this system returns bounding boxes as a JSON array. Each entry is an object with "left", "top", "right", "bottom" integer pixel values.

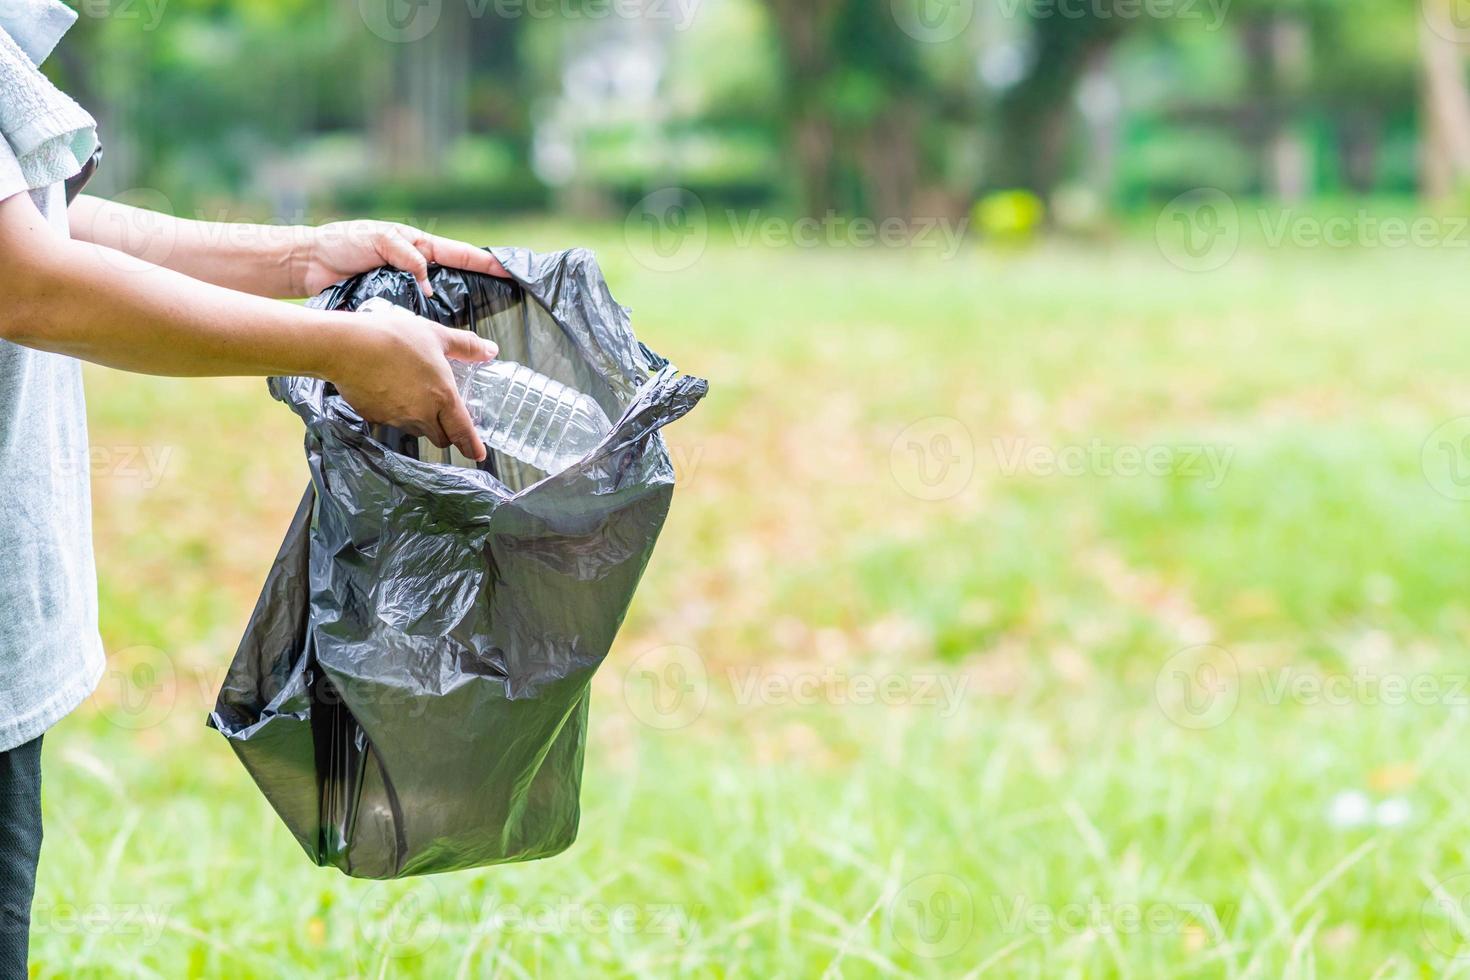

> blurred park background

[
  {"left": 29, "top": 0, "right": 1470, "bottom": 976},
  {"left": 47, "top": 0, "right": 1470, "bottom": 226}
]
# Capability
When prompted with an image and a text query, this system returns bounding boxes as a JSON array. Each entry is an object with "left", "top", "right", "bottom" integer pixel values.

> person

[{"left": 0, "top": 3, "right": 505, "bottom": 973}]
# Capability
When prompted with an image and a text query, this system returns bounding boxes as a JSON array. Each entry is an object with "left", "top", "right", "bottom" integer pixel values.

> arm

[
  {"left": 2, "top": 192, "right": 495, "bottom": 458},
  {"left": 67, "top": 195, "right": 509, "bottom": 299}
]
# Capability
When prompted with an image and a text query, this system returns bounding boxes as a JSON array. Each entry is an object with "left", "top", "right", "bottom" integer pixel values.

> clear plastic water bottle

[{"left": 451, "top": 360, "right": 612, "bottom": 475}]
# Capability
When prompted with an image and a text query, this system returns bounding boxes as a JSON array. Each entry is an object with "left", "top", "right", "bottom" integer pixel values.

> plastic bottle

[{"left": 451, "top": 360, "right": 612, "bottom": 474}]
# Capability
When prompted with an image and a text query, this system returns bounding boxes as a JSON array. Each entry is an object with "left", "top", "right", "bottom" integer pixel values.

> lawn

[{"left": 29, "top": 219, "right": 1470, "bottom": 977}]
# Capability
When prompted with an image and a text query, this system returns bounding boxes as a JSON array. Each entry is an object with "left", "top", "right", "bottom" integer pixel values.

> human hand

[
  {"left": 328, "top": 297, "right": 498, "bottom": 460},
  {"left": 298, "top": 220, "right": 509, "bottom": 297}
]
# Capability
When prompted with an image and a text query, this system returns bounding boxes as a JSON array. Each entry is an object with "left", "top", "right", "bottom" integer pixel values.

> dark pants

[{"left": 0, "top": 736, "right": 42, "bottom": 980}]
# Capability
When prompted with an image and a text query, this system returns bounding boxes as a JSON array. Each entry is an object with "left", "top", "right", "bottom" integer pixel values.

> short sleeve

[
  {"left": 0, "top": 133, "right": 69, "bottom": 234},
  {"left": 0, "top": 135, "right": 29, "bottom": 204}
]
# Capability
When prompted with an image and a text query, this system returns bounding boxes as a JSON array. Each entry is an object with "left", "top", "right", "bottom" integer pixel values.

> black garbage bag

[{"left": 208, "top": 247, "right": 706, "bottom": 879}]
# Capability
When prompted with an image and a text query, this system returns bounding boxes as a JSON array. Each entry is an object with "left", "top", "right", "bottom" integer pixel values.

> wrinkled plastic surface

[{"left": 208, "top": 248, "right": 706, "bottom": 879}]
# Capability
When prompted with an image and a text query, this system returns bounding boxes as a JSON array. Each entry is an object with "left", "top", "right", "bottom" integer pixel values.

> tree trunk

[
  {"left": 792, "top": 114, "right": 838, "bottom": 216},
  {"left": 855, "top": 103, "right": 920, "bottom": 220},
  {"left": 1076, "top": 61, "right": 1121, "bottom": 199},
  {"left": 372, "top": 2, "right": 469, "bottom": 178},
  {"left": 1420, "top": 2, "right": 1470, "bottom": 200},
  {"left": 1243, "top": 14, "right": 1312, "bottom": 201},
  {"left": 992, "top": 21, "right": 1127, "bottom": 200},
  {"left": 1336, "top": 112, "right": 1381, "bottom": 195},
  {"left": 761, "top": 0, "right": 846, "bottom": 216}
]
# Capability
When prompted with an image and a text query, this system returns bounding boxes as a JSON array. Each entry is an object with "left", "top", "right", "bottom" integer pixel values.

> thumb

[{"left": 441, "top": 326, "right": 498, "bottom": 363}]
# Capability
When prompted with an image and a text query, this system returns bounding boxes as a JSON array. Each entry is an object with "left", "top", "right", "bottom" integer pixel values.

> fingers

[
  {"left": 378, "top": 222, "right": 511, "bottom": 298},
  {"left": 419, "top": 422, "right": 453, "bottom": 451},
  {"left": 377, "top": 230, "right": 434, "bottom": 297},
  {"left": 386, "top": 412, "right": 451, "bottom": 451},
  {"left": 439, "top": 397, "right": 487, "bottom": 462},
  {"left": 421, "top": 234, "right": 511, "bottom": 278},
  {"left": 417, "top": 386, "right": 485, "bottom": 460},
  {"left": 440, "top": 325, "right": 498, "bottom": 363},
  {"left": 395, "top": 224, "right": 510, "bottom": 279}
]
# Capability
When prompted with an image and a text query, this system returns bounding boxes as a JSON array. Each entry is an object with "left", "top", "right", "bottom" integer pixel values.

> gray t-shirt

[{"left": 0, "top": 140, "right": 105, "bottom": 752}]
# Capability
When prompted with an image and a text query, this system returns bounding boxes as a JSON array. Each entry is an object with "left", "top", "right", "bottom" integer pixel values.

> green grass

[{"left": 30, "top": 223, "right": 1470, "bottom": 976}]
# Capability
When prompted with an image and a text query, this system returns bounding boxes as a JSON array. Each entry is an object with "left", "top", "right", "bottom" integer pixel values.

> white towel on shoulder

[{"left": 0, "top": 0, "right": 97, "bottom": 193}]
